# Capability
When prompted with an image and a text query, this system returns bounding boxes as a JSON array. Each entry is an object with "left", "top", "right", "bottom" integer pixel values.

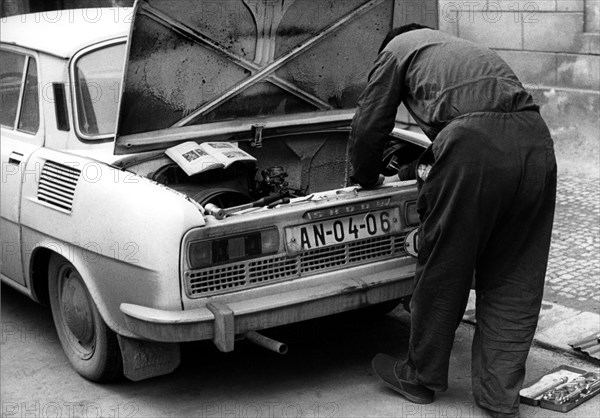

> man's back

[{"left": 381, "top": 29, "right": 538, "bottom": 139}]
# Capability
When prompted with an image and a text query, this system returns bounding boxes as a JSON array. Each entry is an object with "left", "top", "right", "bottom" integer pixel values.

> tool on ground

[
  {"left": 527, "top": 376, "right": 569, "bottom": 399},
  {"left": 541, "top": 372, "right": 600, "bottom": 405}
]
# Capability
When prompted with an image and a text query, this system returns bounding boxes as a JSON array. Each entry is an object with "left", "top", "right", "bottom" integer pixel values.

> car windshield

[{"left": 73, "top": 42, "right": 125, "bottom": 139}]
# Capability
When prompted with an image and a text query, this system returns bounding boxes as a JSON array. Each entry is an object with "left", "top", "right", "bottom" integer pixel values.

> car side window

[
  {"left": 0, "top": 49, "right": 39, "bottom": 134},
  {"left": 17, "top": 58, "right": 40, "bottom": 134},
  {"left": 73, "top": 42, "right": 125, "bottom": 139},
  {"left": 0, "top": 50, "right": 25, "bottom": 129}
]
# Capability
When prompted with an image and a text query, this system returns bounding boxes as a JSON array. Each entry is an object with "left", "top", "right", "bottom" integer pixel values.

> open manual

[{"left": 165, "top": 141, "right": 257, "bottom": 176}]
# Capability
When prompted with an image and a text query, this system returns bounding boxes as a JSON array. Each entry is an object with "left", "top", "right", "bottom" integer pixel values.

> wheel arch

[
  {"left": 29, "top": 246, "right": 53, "bottom": 306},
  {"left": 28, "top": 244, "right": 122, "bottom": 335}
]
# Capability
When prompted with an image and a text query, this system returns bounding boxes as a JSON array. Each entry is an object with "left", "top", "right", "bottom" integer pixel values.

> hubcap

[{"left": 59, "top": 267, "right": 95, "bottom": 353}]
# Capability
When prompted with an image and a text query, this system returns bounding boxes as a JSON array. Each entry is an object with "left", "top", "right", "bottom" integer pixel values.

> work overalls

[{"left": 350, "top": 29, "right": 557, "bottom": 415}]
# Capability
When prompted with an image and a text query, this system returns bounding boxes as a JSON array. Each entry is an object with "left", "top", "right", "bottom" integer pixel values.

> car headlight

[{"left": 188, "top": 228, "right": 279, "bottom": 269}]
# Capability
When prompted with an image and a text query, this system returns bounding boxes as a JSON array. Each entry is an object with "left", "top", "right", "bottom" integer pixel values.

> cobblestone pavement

[{"left": 545, "top": 172, "right": 600, "bottom": 313}]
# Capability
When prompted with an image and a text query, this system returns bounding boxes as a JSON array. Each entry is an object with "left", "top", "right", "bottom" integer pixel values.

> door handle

[{"left": 8, "top": 152, "right": 23, "bottom": 165}]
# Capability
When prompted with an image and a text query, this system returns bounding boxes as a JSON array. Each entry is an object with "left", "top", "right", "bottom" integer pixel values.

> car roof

[{"left": 0, "top": 8, "right": 131, "bottom": 58}]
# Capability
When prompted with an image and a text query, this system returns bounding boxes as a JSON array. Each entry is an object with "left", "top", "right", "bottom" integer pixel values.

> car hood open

[{"left": 114, "top": 0, "right": 417, "bottom": 154}]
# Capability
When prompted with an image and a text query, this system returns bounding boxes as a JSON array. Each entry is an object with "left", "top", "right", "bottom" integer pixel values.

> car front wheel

[{"left": 48, "top": 254, "right": 123, "bottom": 382}]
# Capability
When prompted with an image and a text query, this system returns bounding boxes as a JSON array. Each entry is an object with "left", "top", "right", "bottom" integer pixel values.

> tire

[{"left": 48, "top": 254, "right": 123, "bottom": 382}]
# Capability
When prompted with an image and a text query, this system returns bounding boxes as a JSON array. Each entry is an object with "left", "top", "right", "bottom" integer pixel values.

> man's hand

[
  {"left": 354, "top": 174, "right": 385, "bottom": 189},
  {"left": 350, "top": 174, "right": 385, "bottom": 189}
]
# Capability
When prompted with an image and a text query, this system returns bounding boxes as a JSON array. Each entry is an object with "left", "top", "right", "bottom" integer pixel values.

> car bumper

[{"left": 120, "top": 258, "right": 415, "bottom": 351}]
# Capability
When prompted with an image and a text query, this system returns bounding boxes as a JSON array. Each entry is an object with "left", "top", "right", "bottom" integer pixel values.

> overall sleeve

[{"left": 349, "top": 51, "right": 404, "bottom": 187}]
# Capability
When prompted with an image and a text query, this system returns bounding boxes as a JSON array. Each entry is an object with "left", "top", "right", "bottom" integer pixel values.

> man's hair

[{"left": 378, "top": 23, "right": 432, "bottom": 53}]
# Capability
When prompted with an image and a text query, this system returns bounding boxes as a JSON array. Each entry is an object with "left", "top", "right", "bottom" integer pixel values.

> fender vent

[{"left": 37, "top": 161, "right": 81, "bottom": 212}]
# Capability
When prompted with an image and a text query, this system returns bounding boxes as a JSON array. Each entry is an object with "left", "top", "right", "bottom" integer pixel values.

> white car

[{"left": 1, "top": 0, "right": 429, "bottom": 382}]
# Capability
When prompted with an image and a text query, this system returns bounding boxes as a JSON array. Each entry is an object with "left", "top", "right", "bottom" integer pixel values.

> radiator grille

[
  {"left": 300, "top": 245, "right": 347, "bottom": 273},
  {"left": 37, "top": 161, "right": 80, "bottom": 212},
  {"left": 249, "top": 255, "right": 298, "bottom": 284},
  {"left": 186, "top": 264, "right": 246, "bottom": 295},
  {"left": 185, "top": 233, "right": 410, "bottom": 298},
  {"left": 349, "top": 235, "right": 394, "bottom": 263}
]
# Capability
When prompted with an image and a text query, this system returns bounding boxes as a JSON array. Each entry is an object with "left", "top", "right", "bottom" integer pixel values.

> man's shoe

[{"left": 371, "top": 353, "right": 434, "bottom": 404}]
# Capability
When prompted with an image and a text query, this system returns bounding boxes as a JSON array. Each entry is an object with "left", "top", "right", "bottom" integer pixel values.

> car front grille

[
  {"left": 185, "top": 233, "right": 410, "bottom": 298},
  {"left": 249, "top": 256, "right": 299, "bottom": 284},
  {"left": 186, "top": 264, "right": 246, "bottom": 295}
]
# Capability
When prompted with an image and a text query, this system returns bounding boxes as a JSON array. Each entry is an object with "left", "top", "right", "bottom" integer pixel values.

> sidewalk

[
  {"left": 534, "top": 171, "right": 599, "bottom": 358},
  {"left": 545, "top": 173, "right": 600, "bottom": 314}
]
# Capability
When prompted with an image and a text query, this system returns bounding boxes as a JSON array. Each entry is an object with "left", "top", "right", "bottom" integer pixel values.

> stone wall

[{"left": 438, "top": 0, "right": 600, "bottom": 174}]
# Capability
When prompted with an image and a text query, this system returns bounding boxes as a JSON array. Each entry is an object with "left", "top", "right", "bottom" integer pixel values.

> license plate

[{"left": 286, "top": 208, "right": 401, "bottom": 253}]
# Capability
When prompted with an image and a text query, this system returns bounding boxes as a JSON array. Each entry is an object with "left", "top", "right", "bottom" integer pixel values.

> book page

[
  {"left": 201, "top": 142, "right": 257, "bottom": 168},
  {"left": 165, "top": 141, "right": 223, "bottom": 176}
]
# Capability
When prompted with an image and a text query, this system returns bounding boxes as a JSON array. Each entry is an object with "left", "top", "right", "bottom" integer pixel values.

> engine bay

[
  {"left": 155, "top": 161, "right": 306, "bottom": 209},
  {"left": 117, "top": 130, "right": 424, "bottom": 213}
]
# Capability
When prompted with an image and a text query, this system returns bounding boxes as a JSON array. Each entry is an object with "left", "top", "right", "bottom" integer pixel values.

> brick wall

[{"left": 438, "top": 0, "right": 600, "bottom": 173}]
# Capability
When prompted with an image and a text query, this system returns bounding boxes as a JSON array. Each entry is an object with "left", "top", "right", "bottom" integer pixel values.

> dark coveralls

[{"left": 350, "top": 29, "right": 557, "bottom": 414}]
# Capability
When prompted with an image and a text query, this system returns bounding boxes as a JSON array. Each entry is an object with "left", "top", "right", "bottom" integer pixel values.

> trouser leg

[
  {"left": 404, "top": 134, "right": 488, "bottom": 392},
  {"left": 472, "top": 136, "right": 557, "bottom": 414}
]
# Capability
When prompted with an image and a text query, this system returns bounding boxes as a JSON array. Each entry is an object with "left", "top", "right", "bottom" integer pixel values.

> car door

[{"left": 1, "top": 47, "right": 44, "bottom": 286}]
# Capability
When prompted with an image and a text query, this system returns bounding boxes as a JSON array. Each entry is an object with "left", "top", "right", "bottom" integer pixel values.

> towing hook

[{"left": 244, "top": 331, "right": 288, "bottom": 355}]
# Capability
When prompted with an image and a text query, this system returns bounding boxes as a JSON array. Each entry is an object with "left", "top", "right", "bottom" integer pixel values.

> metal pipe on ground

[{"left": 244, "top": 331, "right": 288, "bottom": 354}]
